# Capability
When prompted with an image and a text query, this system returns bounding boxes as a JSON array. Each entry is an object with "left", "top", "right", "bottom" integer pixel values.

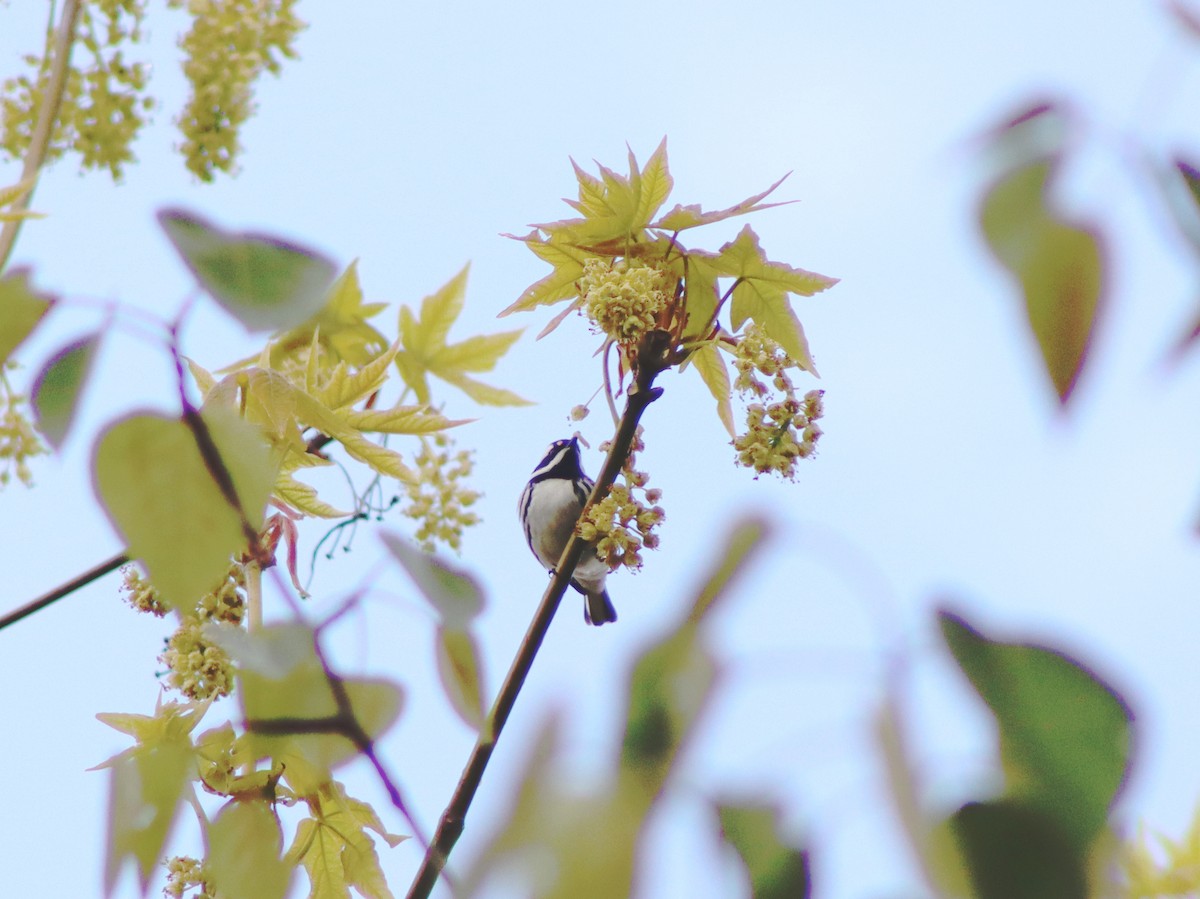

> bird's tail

[{"left": 584, "top": 590, "right": 618, "bottom": 626}]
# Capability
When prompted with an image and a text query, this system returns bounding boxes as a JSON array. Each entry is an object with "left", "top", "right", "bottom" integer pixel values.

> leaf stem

[
  {"left": 404, "top": 331, "right": 672, "bottom": 899},
  {"left": 0, "top": 0, "right": 83, "bottom": 273}
]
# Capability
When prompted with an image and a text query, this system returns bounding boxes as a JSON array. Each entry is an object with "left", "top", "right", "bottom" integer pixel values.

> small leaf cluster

[{"left": 502, "top": 139, "right": 836, "bottom": 478}]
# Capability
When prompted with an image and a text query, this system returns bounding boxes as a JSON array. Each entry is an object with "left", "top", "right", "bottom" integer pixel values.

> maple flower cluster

[
  {"left": 158, "top": 562, "right": 247, "bottom": 702},
  {"left": 172, "top": 0, "right": 303, "bottom": 180},
  {"left": 0, "top": 368, "right": 46, "bottom": 487},
  {"left": 576, "top": 432, "right": 664, "bottom": 571},
  {"left": 580, "top": 257, "right": 674, "bottom": 345},
  {"left": 163, "top": 855, "right": 213, "bottom": 899},
  {"left": 731, "top": 323, "right": 824, "bottom": 479},
  {"left": 1, "top": 0, "right": 152, "bottom": 178},
  {"left": 400, "top": 433, "right": 481, "bottom": 553}
]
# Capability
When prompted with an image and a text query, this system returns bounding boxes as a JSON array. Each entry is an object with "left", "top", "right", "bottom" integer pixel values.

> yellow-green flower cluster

[
  {"left": 733, "top": 392, "right": 824, "bottom": 479},
  {"left": 0, "top": 368, "right": 46, "bottom": 487},
  {"left": 731, "top": 324, "right": 824, "bottom": 479},
  {"left": 1, "top": 1, "right": 152, "bottom": 179},
  {"left": 121, "top": 565, "right": 167, "bottom": 616},
  {"left": 577, "top": 434, "right": 664, "bottom": 571},
  {"left": 159, "top": 562, "right": 246, "bottom": 701},
  {"left": 171, "top": 0, "right": 303, "bottom": 180},
  {"left": 400, "top": 434, "right": 482, "bottom": 553},
  {"left": 163, "top": 855, "right": 214, "bottom": 899},
  {"left": 580, "top": 257, "right": 673, "bottom": 345}
]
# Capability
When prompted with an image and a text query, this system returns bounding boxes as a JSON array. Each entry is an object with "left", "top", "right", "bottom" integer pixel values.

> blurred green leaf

[
  {"left": 978, "top": 156, "right": 1105, "bottom": 404},
  {"left": 158, "top": 208, "right": 337, "bottom": 333},
  {"left": 92, "top": 406, "right": 277, "bottom": 610},
  {"left": 207, "top": 801, "right": 293, "bottom": 899},
  {"left": 950, "top": 799, "right": 1087, "bottom": 899},
  {"left": 31, "top": 332, "right": 98, "bottom": 449},
  {"left": 938, "top": 610, "right": 1133, "bottom": 850},
  {"left": 435, "top": 625, "right": 486, "bottom": 732},
  {"left": 0, "top": 268, "right": 54, "bottom": 364},
  {"left": 382, "top": 531, "right": 484, "bottom": 627},
  {"left": 212, "top": 623, "right": 405, "bottom": 795},
  {"left": 716, "top": 801, "right": 810, "bottom": 899},
  {"left": 92, "top": 700, "right": 208, "bottom": 895}
]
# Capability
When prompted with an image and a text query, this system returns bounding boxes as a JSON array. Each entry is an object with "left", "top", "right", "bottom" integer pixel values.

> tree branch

[
  {"left": 0, "top": 0, "right": 83, "bottom": 272},
  {"left": 0, "top": 551, "right": 128, "bottom": 632},
  {"left": 405, "top": 330, "right": 672, "bottom": 899}
]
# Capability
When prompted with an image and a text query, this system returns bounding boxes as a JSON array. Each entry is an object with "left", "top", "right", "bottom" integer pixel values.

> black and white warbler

[{"left": 518, "top": 436, "right": 617, "bottom": 626}]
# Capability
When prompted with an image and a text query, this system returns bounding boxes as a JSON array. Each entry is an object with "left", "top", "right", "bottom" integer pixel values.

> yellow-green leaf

[
  {"left": 0, "top": 268, "right": 54, "bottom": 364},
  {"left": 435, "top": 626, "right": 487, "bottom": 731},
  {"left": 716, "top": 225, "right": 839, "bottom": 298},
  {"left": 31, "top": 332, "right": 99, "bottom": 449},
  {"left": 288, "top": 782, "right": 404, "bottom": 899},
  {"left": 732, "top": 284, "right": 820, "bottom": 376},
  {"left": 433, "top": 330, "right": 523, "bottom": 373},
  {"left": 438, "top": 371, "right": 532, "bottom": 407},
  {"left": 498, "top": 236, "right": 589, "bottom": 316},
  {"left": 342, "top": 405, "right": 470, "bottom": 436},
  {"left": 632, "top": 137, "right": 674, "bottom": 231},
  {"left": 317, "top": 341, "right": 400, "bottom": 411},
  {"left": 275, "top": 474, "right": 350, "bottom": 518},
  {"left": 690, "top": 342, "right": 735, "bottom": 438},
  {"left": 652, "top": 173, "right": 794, "bottom": 232},
  {"left": 92, "top": 407, "right": 277, "bottom": 610},
  {"left": 207, "top": 801, "right": 293, "bottom": 899}
]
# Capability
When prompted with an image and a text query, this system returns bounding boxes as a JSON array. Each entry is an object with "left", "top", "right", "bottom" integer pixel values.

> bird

[{"left": 518, "top": 436, "right": 617, "bottom": 625}]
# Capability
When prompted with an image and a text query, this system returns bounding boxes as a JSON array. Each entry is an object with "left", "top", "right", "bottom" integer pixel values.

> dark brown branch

[
  {"left": 0, "top": 552, "right": 128, "bottom": 632},
  {"left": 405, "top": 331, "right": 672, "bottom": 899}
]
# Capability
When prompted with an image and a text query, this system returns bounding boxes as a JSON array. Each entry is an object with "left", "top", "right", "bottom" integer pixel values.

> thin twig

[
  {"left": 0, "top": 551, "right": 128, "bottom": 632},
  {"left": 0, "top": 0, "right": 83, "bottom": 272},
  {"left": 405, "top": 330, "right": 673, "bottom": 899}
]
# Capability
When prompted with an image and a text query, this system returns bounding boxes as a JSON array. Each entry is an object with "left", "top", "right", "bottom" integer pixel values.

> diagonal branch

[
  {"left": 0, "top": 551, "right": 127, "bottom": 632},
  {"left": 405, "top": 330, "right": 673, "bottom": 899}
]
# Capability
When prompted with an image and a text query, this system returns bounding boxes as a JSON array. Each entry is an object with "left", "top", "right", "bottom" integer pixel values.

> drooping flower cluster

[
  {"left": 731, "top": 323, "right": 824, "bottom": 479},
  {"left": 0, "top": 366, "right": 46, "bottom": 487},
  {"left": 579, "top": 257, "right": 674, "bottom": 345},
  {"left": 400, "top": 433, "right": 482, "bottom": 553},
  {"left": 1, "top": 0, "right": 152, "bottom": 178},
  {"left": 159, "top": 563, "right": 247, "bottom": 701},
  {"left": 576, "top": 432, "right": 664, "bottom": 571},
  {"left": 171, "top": 0, "right": 303, "bottom": 180}
]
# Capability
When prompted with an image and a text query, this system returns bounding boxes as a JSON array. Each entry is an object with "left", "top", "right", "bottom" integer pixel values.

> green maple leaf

[
  {"left": 533, "top": 138, "right": 673, "bottom": 246},
  {"left": 395, "top": 265, "right": 530, "bottom": 406},
  {"left": 272, "top": 260, "right": 390, "bottom": 366},
  {"left": 708, "top": 225, "right": 838, "bottom": 375}
]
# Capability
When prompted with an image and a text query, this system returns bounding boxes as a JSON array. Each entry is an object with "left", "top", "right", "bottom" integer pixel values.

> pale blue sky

[{"left": 3, "top": 2, "right": 1200, "bottom": 897}]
